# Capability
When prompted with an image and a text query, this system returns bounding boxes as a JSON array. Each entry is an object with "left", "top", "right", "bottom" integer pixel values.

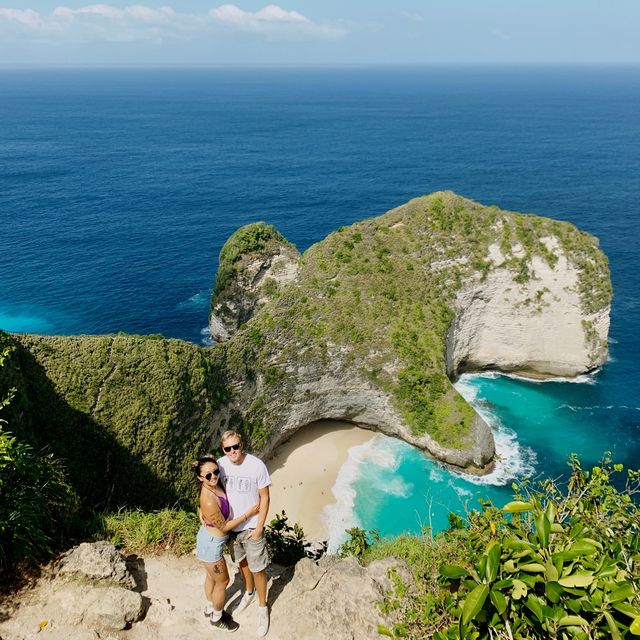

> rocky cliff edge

[{"left": 210, "top": 192, "right": 610, "bottom": 474}]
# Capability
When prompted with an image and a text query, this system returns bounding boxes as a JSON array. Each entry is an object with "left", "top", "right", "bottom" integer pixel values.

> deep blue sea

[{"left": 1, "top": 67, "right": 638, "bottom": 544}]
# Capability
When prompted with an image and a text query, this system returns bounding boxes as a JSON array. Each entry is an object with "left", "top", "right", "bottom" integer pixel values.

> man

[{"left": 217, "top": 430, "right": 271, "bottom": 637}]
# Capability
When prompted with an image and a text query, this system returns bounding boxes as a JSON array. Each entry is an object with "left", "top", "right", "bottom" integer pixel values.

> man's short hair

[{"left": 220, "top": 430, "right": 243, "bottom": 448}]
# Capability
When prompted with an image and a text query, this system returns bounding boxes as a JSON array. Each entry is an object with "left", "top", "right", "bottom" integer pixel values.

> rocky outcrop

[
  {"left": 0, "top": 542, "right": 144, "bottom": 639},
  {"left": 209, "top": 221, "right": 301, "bottom": 342},
  {"left": 446, "top": 239, "right": 610, "bottom": 377},
  {"left": 57, "top": 540, "right": 136, "bottom": 589},
  {"left": 276, "top": 555, "right": 411, "bottom": 639},
  {"left": 0, "top": 547, "right": 406, "bottom": 640},
  {"left": 212, "top": 192, "right": 610, "bottom": 474}
]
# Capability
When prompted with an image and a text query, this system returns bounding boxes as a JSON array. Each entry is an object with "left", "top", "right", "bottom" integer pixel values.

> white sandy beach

[{"left": 266, "top": 420, "right": 376, "bottom": 540}]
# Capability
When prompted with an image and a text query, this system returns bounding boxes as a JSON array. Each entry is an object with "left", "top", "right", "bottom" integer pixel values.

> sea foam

[
  {"left": 454, "top": 374, "right": 537, "bottom": 486},
  {"left": 324, "top": 434, "right": 407, "bottom": 552}
]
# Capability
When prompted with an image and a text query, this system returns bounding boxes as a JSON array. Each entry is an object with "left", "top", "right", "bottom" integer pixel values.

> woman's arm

[
  {"left": 201, "top": 494, "right": 259, "bottom": 533},
  {"left": 220, "top": 503, "right": 260, "bottom": 533}
]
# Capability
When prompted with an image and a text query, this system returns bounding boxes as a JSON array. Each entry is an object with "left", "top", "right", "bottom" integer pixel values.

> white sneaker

[
  {"left": 256, "top": 606, "right": 269, "bottom": 637},
  {"left": 234, "top": 589, "right": 255, "bottom": 615}
]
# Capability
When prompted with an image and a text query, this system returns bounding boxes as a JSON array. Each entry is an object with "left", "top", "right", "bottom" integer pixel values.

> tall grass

[{"left": 90, "top": 508, "right": 200, "bottom": 555}]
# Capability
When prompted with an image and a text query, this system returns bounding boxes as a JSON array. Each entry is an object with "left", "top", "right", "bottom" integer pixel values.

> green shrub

[
  {"left": 339, "top": 526, "right": 380, "bottom": 559},
  {"left": 90, "top": 508, "right": 200, "bottom": 555},
  {"left": 265, "top": 511, "right": 326, "bottom": 565},
  {"left": 368, "top": 456, "right": 639, "bottom": 640},
  {"left": 0, "top": 345, "right": 79, "bottom": 572}
]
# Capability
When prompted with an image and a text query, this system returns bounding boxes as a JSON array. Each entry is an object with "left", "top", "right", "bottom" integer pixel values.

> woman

[{"left": 193, "top": 455, "right": 259, "bottom": 632}]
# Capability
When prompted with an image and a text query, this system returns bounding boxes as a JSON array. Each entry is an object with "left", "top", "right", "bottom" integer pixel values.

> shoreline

[{"left": 265, "top": 421, "right": 376, "bottom": 541}]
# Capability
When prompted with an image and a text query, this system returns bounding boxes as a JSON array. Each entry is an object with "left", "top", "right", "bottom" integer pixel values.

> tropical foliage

[
  {"left": 367, "top": 456, "right": 640, "bottom": 639},
  {"left": 0, "top": 344, "right": 78, "bottom": 572}
]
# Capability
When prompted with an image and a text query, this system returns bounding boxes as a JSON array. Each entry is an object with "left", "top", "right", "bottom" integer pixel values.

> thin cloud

[
  {"left": 401, "top": 12, "right": 425, "bottom": 24},
  {"left": 0, "top": 3, "right": 347, "bottom": 43},
  {"left": 491, "top": 28, "right": 511, "bottom": 41}
]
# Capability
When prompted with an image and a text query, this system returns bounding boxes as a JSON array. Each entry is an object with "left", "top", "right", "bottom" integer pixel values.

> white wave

[
  {"left": 454, "top": 375, "right": 537, "bottom": 486},
  {"left": 177, "top": 290, "right": 210, "bottom": 310},
  {"left": 200, "top": 325, "right": 214, "bottom": 346},
  {"left": 324, "top": 435, "right": 405, "bottom": 552},
  {"left": 428, "top": 467, "right": 446, "bottom": 483},
  {"left": 460, "top": 370, "right": 598, "bottom": 385},
  {"left": 558, "top": 403, "right": 632, "bottom": 412},
  {"left": 451, "top": 482, "right": 473, "bottom": 499}
]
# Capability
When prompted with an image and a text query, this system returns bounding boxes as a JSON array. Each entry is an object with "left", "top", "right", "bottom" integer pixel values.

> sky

[{"left": 0, "top": 1, "right": 639, "bottom": 66}]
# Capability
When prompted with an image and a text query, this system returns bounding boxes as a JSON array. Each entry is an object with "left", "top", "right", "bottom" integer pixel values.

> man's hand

[{"left": 249, "top": 526, "right": 264, "bottom": 540}]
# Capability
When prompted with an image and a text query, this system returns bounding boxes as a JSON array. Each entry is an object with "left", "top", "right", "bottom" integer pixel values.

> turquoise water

[{"left": 338, "top": 365, "right": 639, "bottom": 545}]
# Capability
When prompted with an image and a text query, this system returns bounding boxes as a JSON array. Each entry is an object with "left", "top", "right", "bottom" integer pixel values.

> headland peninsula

[{"left": 0, "top": 191, "right": 611, "bottom": 537}]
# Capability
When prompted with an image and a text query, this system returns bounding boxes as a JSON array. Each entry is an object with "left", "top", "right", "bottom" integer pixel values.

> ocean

[{"left": 1, "top": 66, "right": 638, "bottom": 546}]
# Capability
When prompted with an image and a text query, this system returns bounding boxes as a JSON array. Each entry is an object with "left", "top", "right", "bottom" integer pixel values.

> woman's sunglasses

[
  {"left": 204, "top": 469, "right": 220, "bottom": 480},
  {"left": 223, "top": 443, "right": 241, "bottom": 453}
]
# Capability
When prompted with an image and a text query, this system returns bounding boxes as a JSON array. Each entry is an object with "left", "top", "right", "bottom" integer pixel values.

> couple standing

[{"left": 193, "top": 430, "right": 271, "bottom": 636}]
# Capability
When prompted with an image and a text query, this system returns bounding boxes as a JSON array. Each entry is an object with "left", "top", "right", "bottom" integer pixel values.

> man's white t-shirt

[{"left": 218, "top": 453, "right": 272, "bottom": 532}]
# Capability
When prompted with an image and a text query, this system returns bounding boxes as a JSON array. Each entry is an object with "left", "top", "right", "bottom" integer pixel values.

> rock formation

[
  {"left": 210, "top": 192, "right": 610, "bottom": 473},
  {"left": 0, "top": 543, "right": 406, "bottom": 640},
  {"left": 1, "top": 192, "right": 611, "bottom": 509}
]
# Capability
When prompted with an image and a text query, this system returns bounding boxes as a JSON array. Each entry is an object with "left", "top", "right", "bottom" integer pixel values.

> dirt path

[{"left": 0, "top": 554, "right": 295, "bottom": 640}]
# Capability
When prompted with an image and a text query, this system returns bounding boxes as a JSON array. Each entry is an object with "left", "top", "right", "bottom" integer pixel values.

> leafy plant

[
  {"left": 265, "top": 511, "right": 326, "bottom": 565},
  {"left": 339, "top": 526, "right": 380, "bottom": 559},
  {"left": 437, "top": 455, "right": 640, "bottom": 639},
  {"left": 0, "top": 345, "right": 79, "bottom": 572}
]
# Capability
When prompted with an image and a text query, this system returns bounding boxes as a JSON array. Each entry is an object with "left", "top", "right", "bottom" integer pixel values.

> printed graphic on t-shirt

[{"left": 224, "top": 476, "right": 254, "bottom": 493}]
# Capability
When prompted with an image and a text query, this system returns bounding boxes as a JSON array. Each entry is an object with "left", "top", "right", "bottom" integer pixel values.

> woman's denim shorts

[{"left": 196, "top": 526, "right": 228, "bottom": 563}]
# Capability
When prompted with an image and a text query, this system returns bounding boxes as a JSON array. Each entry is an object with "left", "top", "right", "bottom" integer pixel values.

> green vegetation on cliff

[
  {"left": 221, "top": 192, "right": 610, "bottom": 450},
  {"left": 212, "top": 221, "right": 296, "bottom": 323},
  {"left": 0, "top": 331, "right": 231, "bottom": 511}
]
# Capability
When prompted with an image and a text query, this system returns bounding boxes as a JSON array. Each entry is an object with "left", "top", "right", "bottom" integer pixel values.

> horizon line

[{"left": 1, "top": 61, "right": 640, "bottom": 71}]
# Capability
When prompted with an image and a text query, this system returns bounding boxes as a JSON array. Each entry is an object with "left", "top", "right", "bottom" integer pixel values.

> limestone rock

[
  {"left": 53, "top": 583, "right": 144, "bottom": 631},
  {"left": 209, "top": 221, "right": 301, "bottom": 341},
  {"left": 446, "top": 240, "right": 610, "bottom": 377},
  {"left": 275, "top": 556, "right": 408, "bottom": 639},
  {"left": 57, "top": 541, "right": 135, "bottom": 588}
]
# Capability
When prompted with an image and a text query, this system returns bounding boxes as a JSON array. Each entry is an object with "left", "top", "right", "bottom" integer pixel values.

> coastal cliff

[
  {"left": 211, "top": 192, "right": 610, "bottom": 472},
  {"left": 1, "top": 192, "right": 611, "bottom": 509}
]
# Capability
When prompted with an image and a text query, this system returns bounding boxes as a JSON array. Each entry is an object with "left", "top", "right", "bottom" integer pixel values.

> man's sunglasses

[
  {"left": 204, "top": 469, "right": 220, "bottom": 480},
  {"left": 223, "top": 443, "right": 241, "bottom": 453}
]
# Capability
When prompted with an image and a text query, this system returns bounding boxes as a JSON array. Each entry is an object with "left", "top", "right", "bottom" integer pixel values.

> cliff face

[
  {"left": 209, "top": 222, "right": 300, "bottom": 341},
  {"left": 447, "top": 239, "right": 610, "bottom": 378},
  {"left": 1, "top": 192, "right": 611, "bottom": 508},
  {"left": 214, "top": 192, "right": 610, "bottom": 473}
]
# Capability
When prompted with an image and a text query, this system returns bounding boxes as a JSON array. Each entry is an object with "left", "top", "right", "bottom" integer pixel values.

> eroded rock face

[
  {"left": 52, "top": 584, "right": 144, "bottom": 631},
  {"left": 276, "top": 556, "right": 409, "bottom": 640},
  {"left": 446, "top": 240, "right": 610, "bottom": 377},
  {"left": 57, "top": 541, "right": 136, "bottom": 589},
  {"left": 213, "top": 193, "right": 611, "bottom": 473},
  {"left": 209, "top": 222, "right": 301, "bottom": 342}
]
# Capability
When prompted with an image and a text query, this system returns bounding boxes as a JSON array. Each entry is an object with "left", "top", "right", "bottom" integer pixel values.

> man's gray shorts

[{"left": 230, "top": 529, "right": 269, "bottom": 573}]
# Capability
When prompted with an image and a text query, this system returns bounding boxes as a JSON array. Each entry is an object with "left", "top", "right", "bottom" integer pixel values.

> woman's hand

[{"left": 245, "top": 503, "right": 260, "bottom": 518}]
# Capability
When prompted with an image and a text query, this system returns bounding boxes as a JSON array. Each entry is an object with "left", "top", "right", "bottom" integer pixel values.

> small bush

[
  {"left": 265, "top": 511, "right": 326, "bottom": 565},
  {"left": 90, "top": 508, "right": 200, "bottom": 555},
  {"left": 339, "top": 527, "right": 380, "bottom": 559}
]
